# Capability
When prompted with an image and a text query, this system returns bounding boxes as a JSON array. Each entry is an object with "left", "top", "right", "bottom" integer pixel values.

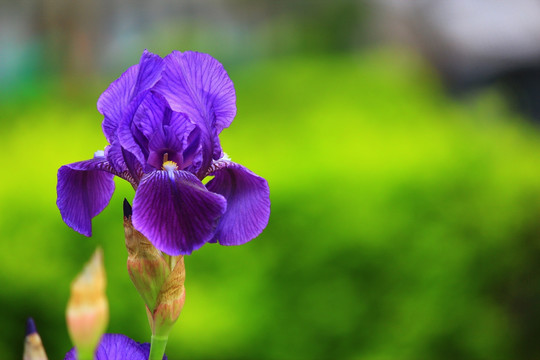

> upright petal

[
  {"left": 118, "top": 92, "right": 199, "bottom": 171},
  {"left": 116, "top": 90, "right": 153, "bottom": 167},
  {"left": 154, "top": 51, "right": 236, "bottom": 175},
  {"left": 206, "top": 161, "right": 270, "bottom": 245},
  {"left": 132, "top": 92, "right": 169, "bottom": 140},
  {"left": 181, "top": 125, "right": 202, "bottom": 173},
  {"left": 156, "top": 51, "right": 236, "bottom": 134},
  {"left": 132, "top": 170, "right": 226, "bottom": 255},
  {"left": 57, "top": 158, "right": 116, "bottom": 236},
  {"left": 98, "top": 50, "right": 164, "bottom": 142},
  {"left": 146, "top": 110, "right": 198, "bottom": 170}
]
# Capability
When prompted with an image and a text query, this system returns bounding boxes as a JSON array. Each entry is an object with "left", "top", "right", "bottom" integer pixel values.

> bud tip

[
  {"left": 123, "top": 198, "right": 132, "bottom": 218},
  {"left": 26, "top": 317, "right": 37, "bottom": 336}
]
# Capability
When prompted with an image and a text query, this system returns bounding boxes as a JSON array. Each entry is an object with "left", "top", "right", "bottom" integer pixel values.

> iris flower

[
  {"left": 57, "top": 50, "right": 270, "bottom": 255},
  {"left": 64, "top": 333, "right": 167, "bottom": 360}
]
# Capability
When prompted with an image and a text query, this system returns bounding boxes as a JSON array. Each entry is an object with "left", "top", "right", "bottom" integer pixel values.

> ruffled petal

[
  {"left": 206, "top": 161, "right": 270, "bottom": 245},
  {"left": 156, "top": 51, "right": 236, "bottom": 133},
  {"left": 56, "top": 158, "right": 116, "bottom": 236},
  {"left": 154, "top": 51, "right": 236, "bottom": 175},
  {"left": 132, "top": 170, "right": 226, "bottom": 255},
  {"left": 98, "top": 50, "right": 163, "bottom": 142},
  {"left": 64, "top": 334, "right": 159, "bottom": 360}
]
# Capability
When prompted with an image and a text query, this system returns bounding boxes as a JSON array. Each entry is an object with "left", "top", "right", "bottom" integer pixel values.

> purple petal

[
  {"left": 145, "top": 112, "right": 185, "bottom": 169},
  {"left": 156, "top": 51, "right": 236, "bottom": 134},
  {"left": 132, "top": 169, "right": 227, "bottom": 255},
  {"left": 98, "top": 50, "right": 163, "bottom": 142},
  {"left": 118, "top": 92, "right": 199, "bottom": 171},
  {"left": 154, "top": 51, "right": 236, "bottom": 175},
  {"left": 104, "top": 139, "right": 140, "bottom": 177},
  {"left": 26, "top": 317, "right": 37, "bottom": 335},
  {"left": 104, "top": 141, "right": 127, "bottom": 174},
  {"left": 116, "top": 91, "right": 153, "bottom": 167},
  {"left": 133, "top": 50, "right": 164, "bottom": 95},
  {"left": 64, "top": 334, "right": 157, "bottom": 360},
  {"left": 181, "top": 125, "right": 202, "bottom": 173},
  {"left": 56, "top": 158, "right": 115, "bottom": 236},
  {"left": 64, "top": 348, "right": 76, "bottom": 360},
  {"left": 94, "top": 334, "right": 146, "bottom": 360},
  {"left": 146, "top": 110, "right": 198, "bottom": 170},
  {"left": 206, "top": 161, "right": 270, "bottom": 245},
  {"left": 132, "top": 92, "right": 169, "bottom": 140},
  {"left": 98, "top": 64, "right": 137, "bottom": 142},
  {"left": 104, "top": 141, "right": 143, "bottom": 187}
]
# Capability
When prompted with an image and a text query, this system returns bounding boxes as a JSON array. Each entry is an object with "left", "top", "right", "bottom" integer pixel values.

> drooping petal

[
  {"left": 64, "top": 334, "right": 163, "bottom": 360},
  {"left": 57, "top": 158, "right": 116, "bottom": 236},
  {"left": 98, "top": 50, "right": 163, "bottom": 142},
  {"left": 132, "top": 170, "right": 227, "bottom": 255},
  {"left": 205, "top": 161, "right": 270, "bottom": 245},
  {"left": 154, "top": 51, "right": 236, "bottom": 175}
]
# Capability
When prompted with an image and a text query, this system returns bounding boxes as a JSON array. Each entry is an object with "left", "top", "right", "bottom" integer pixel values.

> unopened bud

[
  {"left": 124, "top": 199, "right": 186, "bottom": 338},
  {"left": 151, "top": 255, "right": 186, "bottom": 337},
  {"left": 23, "top": 318, "right": 48, "bottom": 360},
  {"left": 66, "top": 248, "right": 108, "bottom": 359},
  {"left": 124, "top": 205, "right": 169, "bottom": 311}
]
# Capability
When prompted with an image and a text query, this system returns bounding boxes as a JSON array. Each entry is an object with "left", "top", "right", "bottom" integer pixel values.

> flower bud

[
  {"left": 66, "top": 248, "right": 108, "bottom": 359},
  {"left": 124, "top": 199, "right": 186, "bottom": 338},
  {"left": 124, "top": 202, "right": 169, "bottom": 311},
  {"left": 23, "top": 318, "right": 48, "bottom": 360},
  {"left": 150, "top": 255, "right": 186, "bottom": 337}
]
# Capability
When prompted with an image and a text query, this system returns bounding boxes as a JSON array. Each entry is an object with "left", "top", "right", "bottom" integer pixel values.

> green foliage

[{"left": 2, "top": 50, "right": 540, "bottom": 359}]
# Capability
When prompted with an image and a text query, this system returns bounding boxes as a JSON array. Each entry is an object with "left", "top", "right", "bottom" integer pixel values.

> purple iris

[
  {"left": 57, "top": 50, "right": 270, "bottom": 255},
  {"left": 64, "top": 333, "right": 167, "bottom": 360}
]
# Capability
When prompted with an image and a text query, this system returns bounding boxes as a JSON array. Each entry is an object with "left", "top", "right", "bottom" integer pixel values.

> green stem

[
  {"left": 76, "top": 348, "right": 94, "bottom": 360},
  {"left": 148, "top": 335, "right": 168, "bottom": 360}
]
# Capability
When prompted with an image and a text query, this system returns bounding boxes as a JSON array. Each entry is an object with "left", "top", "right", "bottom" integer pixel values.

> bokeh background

[{"left": 3, "top": 0, "right": 540, "bottom": 359}]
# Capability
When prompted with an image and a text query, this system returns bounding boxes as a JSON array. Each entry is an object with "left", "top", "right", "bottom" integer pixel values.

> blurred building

[
  {"left": 372, "top": 0, "right": 540, "bottom": 121},
  {"left": 0, "top": 0, "right": 364, "bottom": 88}
]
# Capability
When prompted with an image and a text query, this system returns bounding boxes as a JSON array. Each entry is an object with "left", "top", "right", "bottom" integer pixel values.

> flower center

[
  {"left": 162, "top": 161, "right": 178, "bottom": 172},
  {"left": 162, "top": 154, "right": 178, "bottom": 172}
]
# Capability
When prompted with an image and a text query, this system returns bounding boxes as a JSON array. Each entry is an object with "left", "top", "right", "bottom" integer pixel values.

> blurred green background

[{"left": 3, "top": 1, "right": 540, "bottom": 359}]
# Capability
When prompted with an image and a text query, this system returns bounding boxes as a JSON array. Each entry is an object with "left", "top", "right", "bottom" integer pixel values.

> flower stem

[
  {"left": 76, "top": 348, "right": 94, "bottom": 360},
  {"left": 148, "top": 335, "right": 168, "bottom": 360}
]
